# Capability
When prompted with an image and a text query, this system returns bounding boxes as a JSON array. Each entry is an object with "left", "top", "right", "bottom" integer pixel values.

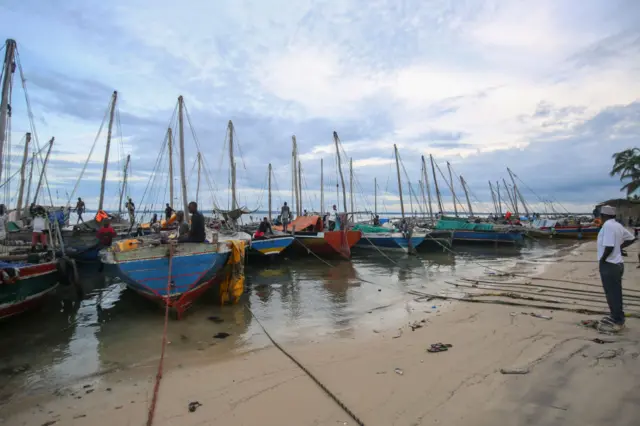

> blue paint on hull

[
  {"left": 250, "top": 236, "right": 295, "bottom": 255},
  {"left": 115, "top": 251, "right": 230, "bottom": 298}
]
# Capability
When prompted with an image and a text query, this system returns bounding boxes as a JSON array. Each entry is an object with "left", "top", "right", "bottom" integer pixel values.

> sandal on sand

[{"left": 428, "top": 343, "right": 453, "bottom": 353}]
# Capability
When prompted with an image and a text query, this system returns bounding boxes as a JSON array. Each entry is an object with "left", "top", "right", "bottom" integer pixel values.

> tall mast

[
  {"left": 394, "top": 144, "right": 405, "bottom": 219},
  {"left": 228, "top": 120, "right": 237, "bottom": 210},
  {"left": 16, "top": 132, "right": 30, "bottom": 216},
  {"left": 374, "top": 177, "right": 377, "bottom": 216},
  {"left": 291, "top": 135, "right": 298, "bottom": 217},
  {"left": 421, "top": 155, "right": 434, "bottom": 221},
  {"left": 430, "top": 155, "right": 444, "bottom": 214},
  {"left": 178, "top": 96, "right": 188, "bottom": 217},
  {"left": 24, "top": 151, "right": 34, "bottom": 212},
  {"left": 349, "top": 158, "right": 354, "bottom": 214},
  {"left": 447, "top": 161, "right": 458, "bottom": 217},
  {"left": 298, "top": 160, "right": 302, "bottom": 214},
  {"left": 268, "top": 163, "right": 272, "bottom": 221},
  {"left": 460, "top": 175, "right": 473, "bottom": 217},
  {"left": 333, "top": 131, "right": 347, "bottom": 213},
  {"left": 167, "top": 127, "right": 174, "bottom": 206},
  {"left": 118, "top": 154, "right": 130, "bottom": 216},
  {"left": 33, "top": 137, "right": 54, "bottom": 205},
  {"left": 196, "top": 152, "right": 201, "bottom": 205},
  {"left": 98, "top": 90, "right": 117, "bottom": 211},
  {"left": 502, "top": 178, "right": 516, "bottom": 213},
  {"left": 488, "top": 181, "right": 498, "bottom": 215},
  {"left": 320, "top": 158, "right": 324, "bottom": 216},
  {"left": 496, "top": 181, "right": 502, "bottom": 215},
  {"left": 507, "top": 168, "right": 529, "bottom": 217},
  {"left": 0, "top": 39, "right": 17, "bottom": 184},
  {"left": 419, "top": 179, "right": 427, "bottom": 217}
]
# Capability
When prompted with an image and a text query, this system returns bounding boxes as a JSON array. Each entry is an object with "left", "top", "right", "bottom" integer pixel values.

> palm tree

[{"left": 610, "top": 148, "right": 640, "bottom": 196}]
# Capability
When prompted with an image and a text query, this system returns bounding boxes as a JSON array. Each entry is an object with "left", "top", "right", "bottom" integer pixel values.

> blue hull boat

[
  {"left": 250, "top": 236, "right": 294, "bottom": 256},
  {"left": 357, "top": 232, "right": 426, "bottom": 253}
]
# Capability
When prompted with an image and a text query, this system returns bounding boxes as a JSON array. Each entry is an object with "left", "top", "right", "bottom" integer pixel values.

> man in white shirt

[
  {"left": 597, "top": 205, "right": 636, "bottom": 333},
  {"left": 31, "top": 205, "right": 48, "bottom": 252}
]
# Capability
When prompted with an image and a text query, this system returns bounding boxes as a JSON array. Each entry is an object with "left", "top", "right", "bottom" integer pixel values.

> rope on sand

[{"left": 246, "top": 305, "right": 366, "bottom": 426}]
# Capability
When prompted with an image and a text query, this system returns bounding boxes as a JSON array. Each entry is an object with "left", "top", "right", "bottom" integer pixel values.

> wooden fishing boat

[
  {"left": 273, "top": 215, "right": 361, "bottom": 259},
  {"left": 250, "top": 235, "right": 295, "bottom": 256},
  {"left": 527, "top": 219, "right": 600, "bottom": 240},
  {"left": 0, "top": 260, "right": 59, "bottom": 320}
]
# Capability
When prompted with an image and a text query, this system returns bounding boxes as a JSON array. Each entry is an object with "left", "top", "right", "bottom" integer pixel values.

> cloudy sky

[{"left": 1, "top": 0, "right": 639, "bottom": 215}]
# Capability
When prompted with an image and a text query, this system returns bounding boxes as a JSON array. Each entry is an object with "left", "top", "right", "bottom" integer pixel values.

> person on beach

[
  {"left": 597, "top": 205, "right": 637, "bottom": 333},
  {"left": 74, "top": 197, "right": 86, "bottom": 224},
  {"left": 280, "top": 202, "right": 291, "bottom": 233}
]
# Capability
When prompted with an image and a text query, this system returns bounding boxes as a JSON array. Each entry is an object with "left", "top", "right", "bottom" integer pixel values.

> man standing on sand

[{"left": 597, "top": 206, "right": 636, "bottom": 333}]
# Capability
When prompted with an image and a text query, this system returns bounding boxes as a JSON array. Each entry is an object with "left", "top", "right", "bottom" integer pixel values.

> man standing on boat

[
  {"left": 75, "top": 197, "right": 86, "bottom": 224},
  {"left": 597, "top": 206, "right": 636, "bottom": 333},
  {"left": 280, "top": 202, "right": 291, "bottom": 233},
  {"left": 165, "top": 203, "right": 174, "bottom": 220},
  {"left": 125, "top": 197, "right": 135, "bottom": 224},
  {"left": 30, "top": 206, "right": 48, "bottom": 252},
  {"left": 179, "top": 202, "right": 205, "bottom": 243}
]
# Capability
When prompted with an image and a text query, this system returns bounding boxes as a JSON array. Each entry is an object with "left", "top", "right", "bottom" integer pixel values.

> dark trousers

[{"left": 599, "top": 262, "right": 625, "bottom": 324}]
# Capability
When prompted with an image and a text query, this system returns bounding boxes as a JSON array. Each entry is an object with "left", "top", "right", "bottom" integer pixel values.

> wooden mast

[
  {"left": 167, "top": 127, "right": 174, "bottom": 206},
  {"left": 430, "top": 155, "right": 444, "bottom": 214},
  {"left": 496, "top": 181, "right": 502, "bottom": 215},
  {"left": 320, "top": 158, "right": 324, "bottom": 216},
  {"left": 178, "top": 96, "right": 188, "bottom": 217},
  {"left": 268, "top": 163, "right": 272, "bottom": 221},
  {"left": 421, "top": 155, "right": 434, "bottom": 222},
  {"left": 298, "top": 160, "right": 302, "bottom": 214},
  {"left": 508, "top": 168, "right": 529, "bottom": 217},
  {"left": 333, "top": 131, "right": 347, "bottom": 213},
  {"left": 118, "top": 154, "right": 130, "bottom": 216},
  {"left": 447, "top": 161, "right": 458, "bottom": 217},
  {"left": 33, "top": 137, "right": 54, "bottom": 205},
  {"left": 488, "top": 181, "right": 498, "bottom": 215},
  {"left": 16, "top": 132, "right": 30, "bottom": 217},
  {"left": 24, "top": 151, "right": 34, "bottom": 212},
  {"left": 228, "top": 120, "right": 237, "bottom": 210},
  {"left": 460, "top": 175, "right": 473, "bottom": 217},
  {"left": 374, "top": 177, "right": 377, "bottom": 216},
  {"left": 98, "top": 90, "right": 117, "bottom": 211},
  {"left": 196, "top": 152, "right": 201, "bottom": 205},
  {"left": 291, "top": 135, "right": 298, "bottom": 217},
  {"left": 0, "top": 39, "right": 17, "bottom": 183},
  {"left": 394, "top": 144, "right": 405, "bottom": 219},
  {"left": 349, "top": 158, "right": 354, "bottom": 215},
  {"left": 502, "top": 178, "right": 516, "bottom": 213}
]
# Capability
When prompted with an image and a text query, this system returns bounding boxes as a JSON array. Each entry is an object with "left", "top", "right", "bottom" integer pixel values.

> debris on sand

[
  {"left": 500, "top": 367, "right": 530, "bottom": 375},
  {"left": 213, "top": 332, "right": 231, "bottom": 339},
  {"left": 188, "top": 401, "right": 202, "bottom": 412},
  {"left": 427, "top": 343, "right": 452, "bottom": 353}
]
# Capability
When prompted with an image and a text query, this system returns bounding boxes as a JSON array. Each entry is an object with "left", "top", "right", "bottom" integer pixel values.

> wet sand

[{"left": 3, "top": 241, "right": 640, "bottom": 425}]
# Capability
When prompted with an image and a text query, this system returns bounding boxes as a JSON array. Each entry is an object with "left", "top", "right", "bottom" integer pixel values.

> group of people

[{"left": 73, "top": 196, "right": 136, "bottom": 225}]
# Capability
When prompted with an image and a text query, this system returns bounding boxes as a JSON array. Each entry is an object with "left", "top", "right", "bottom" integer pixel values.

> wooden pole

[
  {"left": 460, "top": 175, "right": 473, "bottom": 217},
  {"left": 394, "top": 144, "right": 405, "bottom": 219},
  {"left": 118, "top": 154, "right": 130, "bottom": 216},
  {"left": 178, "top": 96, "right": 188, "bottom": 217},
  {"left": 430, "top": 155, "right": 444, "bottom": 214},
  {"left": 349, "top": 158, "right": 354, "bottom": 215},
  {"left": 333, "top": 131, "right": 347, "bottom": 213},
  {"left": 24, "top": 151, "right": 34, "bottom": 212},
  {"left": 447, "top": 161, "right": 457, "bottom": 217},
  {"left": 167, "top": 127, "right": 174, "bottom": 206},
  {"left": 229, "top": 120, "right": 237, "bottom": 210},
  {"left": 496, "top": 181, "right": 502, "bottom": 215},
  {"left": 33, "top": 137, "right": 54, "bottom": 205},
  {"left": 196, "top": 152, "right": 201, "bottom": 205},
  {"left": 98, "top": 90, "right": 117, "bottom": 211},
  {"left": 268, "top": 163, "right": 272, "bottom": 221},
  {"left": 421, "top": 156, "right": 434, "bottom": 222},
  {"left": 320, "top": 158, "right": 324, "bottom": 216},
  {"left": 298, "top": 160, "right": 303, "bottom": 214},
  {"left": 374, "top": 177, "right": 377, "bottom": 216},
  {"left": 291, "top": 135, "right": 298, "bottom": 217},
  {"left": 0, "top": 39, "right": 17, "bottom": 183},
  {"left": 16, "top": 132, "right": 30, "bottom": 216}
]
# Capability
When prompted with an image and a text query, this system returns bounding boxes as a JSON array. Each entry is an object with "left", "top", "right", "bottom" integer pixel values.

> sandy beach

[{"left": 3, "top": 241, "right": 640, "bottom": 426}]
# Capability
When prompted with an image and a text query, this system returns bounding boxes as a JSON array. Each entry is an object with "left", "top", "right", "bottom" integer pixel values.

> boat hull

[
  {"left": 537, "top": 227, "right": 599, "bottom": 240},
  {"left": 452, "top": 230, "right": 524, "bottom": 244},
  {"left": 357, "top": 232, "right": 426, "bottom": 253},
  {"left": 0, "top": 261, "right": 59, "bottom": 320},
  {"left": 292, "top": 231, "right": 361, "bottom": 259},
  {"left": 250, "top": 236, "right": 294, "bottom": 256}
]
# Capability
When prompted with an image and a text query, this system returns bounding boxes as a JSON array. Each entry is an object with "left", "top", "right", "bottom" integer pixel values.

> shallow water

[{"left": 0, "top": 240, "right": 576, "bottom": 402}]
